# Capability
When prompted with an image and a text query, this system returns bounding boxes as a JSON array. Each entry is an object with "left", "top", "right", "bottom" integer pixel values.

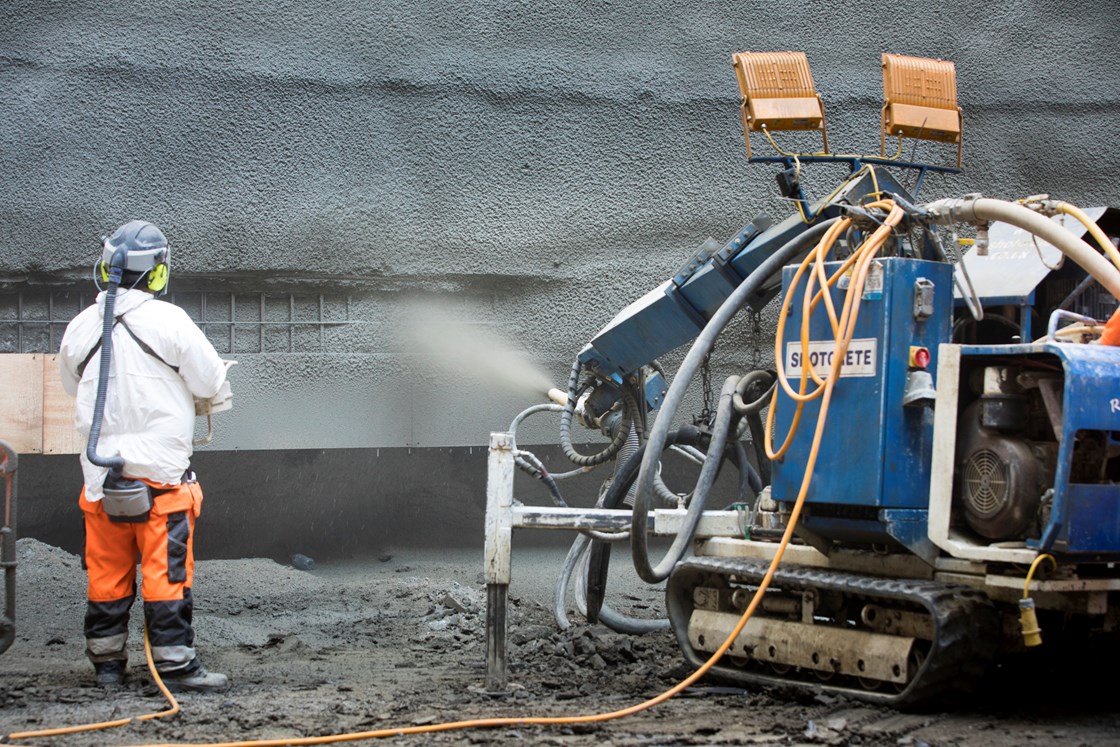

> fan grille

[{"left": 962, "top": 448, "right": 1009, "bottom": 513}]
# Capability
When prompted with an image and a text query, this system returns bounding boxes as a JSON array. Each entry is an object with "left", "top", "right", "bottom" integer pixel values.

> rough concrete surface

[
  {"left": 2, "top": 0, "right": 1118, "bottom": 450},
  {"left": 3, "top": 5, "right": 1120, "bottom": 744},
  {"left": 4, "top": 538, "right": 1120, "bottom": 746}
]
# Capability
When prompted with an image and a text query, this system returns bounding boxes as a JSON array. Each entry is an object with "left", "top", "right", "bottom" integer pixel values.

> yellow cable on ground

[
  {"left": 10, "top": 205, "right": 899, "bottom": 747},
  {"left": 8, "top": 627, "right": 180, "bottom": 741}
]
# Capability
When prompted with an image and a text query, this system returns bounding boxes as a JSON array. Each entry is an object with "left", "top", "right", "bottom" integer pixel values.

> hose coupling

[
  {"left": 923, "top": 193, "right": 985, "bottom": 226},
  {"left": 975, "top": 222, "right": 990, "bottom": 256},
  {"left": 1017, "top": 193, "right": 1057, "bottom": 214}
]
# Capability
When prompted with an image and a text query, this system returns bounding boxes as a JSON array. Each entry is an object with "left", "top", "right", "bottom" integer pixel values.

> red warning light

[{"left": 910, "top": 346, "right": 931, "bottom": 369}]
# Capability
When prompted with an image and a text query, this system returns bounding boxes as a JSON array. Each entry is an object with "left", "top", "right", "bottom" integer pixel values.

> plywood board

[
  {"left": 0, "top": 354, "right": 45, "bottom": 454},
  {"left": 43, "top": 354, "right": 82, "bottom": 454}
]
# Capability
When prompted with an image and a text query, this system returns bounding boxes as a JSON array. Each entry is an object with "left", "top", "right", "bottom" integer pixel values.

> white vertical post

[{"left": 483, "top": 431, "right": 514, "bottom": 691}]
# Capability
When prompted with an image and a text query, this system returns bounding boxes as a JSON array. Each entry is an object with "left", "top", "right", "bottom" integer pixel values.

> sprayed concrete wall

[{"left": 2, "top": 1, "right": 1118, "bottom": 558}]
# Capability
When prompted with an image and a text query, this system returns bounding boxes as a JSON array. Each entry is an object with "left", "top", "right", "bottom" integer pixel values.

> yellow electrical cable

[
  {"left": 764, "top": 229, "right": 841, "bottom": 460},
  {"left": 760, "top": 126, "right": 829, "bottom": 160},
  {"left": 759, "top": 126, "right": 904, "bottom": 164},
  {"left": 804, "top": 227, "right": 873, "bottom": 387},
  {"left": 1053, "top": 202, "right": 1120, "bottom": 273},
  {"left": 771, "top": 217, "right": 858, "bottom": 403},
  {"left": 103, "top": 225, "right": 883, "bottom": 747},
  {"left": 767, "top": 200, "right": 903, "bottom": 459},
  {"left": 1023, "top": 554, "right": 1057, "bottom": 598},
  {"left": 765, "top": 223, "right": 848, "bottom": 459},
  {"left": 755, "top": 133, "right": 885, "bottom": 226},
  {"left": 8, "top": 626, "right": 180, "bottom": 741}
]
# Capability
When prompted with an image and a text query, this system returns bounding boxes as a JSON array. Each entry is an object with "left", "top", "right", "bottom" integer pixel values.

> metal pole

[
  {"left": 483, "top": 431, "right": 514, "bottom": 692},
  {"left": 0, "top": 440, "right": 17, "bottom": 655}
]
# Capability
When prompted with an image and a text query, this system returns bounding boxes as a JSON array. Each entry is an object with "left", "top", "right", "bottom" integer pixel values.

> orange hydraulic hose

[
  {"left": 8, "top": 627, "right": 181, "bottom": 741},
  {"left": 766, "top": 201, "right": 904, "bottom": 461}
]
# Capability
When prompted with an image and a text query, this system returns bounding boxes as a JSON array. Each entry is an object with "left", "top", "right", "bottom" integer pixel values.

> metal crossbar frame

[{"left": 482, "top": 431, "right": 743, "bottom": 691}]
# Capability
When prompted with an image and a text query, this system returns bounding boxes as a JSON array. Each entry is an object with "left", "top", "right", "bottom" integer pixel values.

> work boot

[
  {"left": 94, "top": 660, "right": 127, "bottom": 687},
  {"left": 159, "top": 666, "right": 230, "bottom": 693}
]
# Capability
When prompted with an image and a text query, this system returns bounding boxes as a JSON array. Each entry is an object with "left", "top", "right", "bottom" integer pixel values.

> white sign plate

[{"left": 785, "top": 338, "right": 878, "bottom": 378}]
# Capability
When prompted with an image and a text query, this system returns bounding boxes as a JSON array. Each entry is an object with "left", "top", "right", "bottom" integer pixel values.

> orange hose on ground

[
  {"left": 8, "top": 627, "right": 180, "bottom": 741},
  {"left": 11, "top": 204, "right": 900, "bottom": 747}
]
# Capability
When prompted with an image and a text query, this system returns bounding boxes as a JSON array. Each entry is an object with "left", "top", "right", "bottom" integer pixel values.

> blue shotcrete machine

[{"left": 490, "top": 51, "right": 1120, "bottom": 707}]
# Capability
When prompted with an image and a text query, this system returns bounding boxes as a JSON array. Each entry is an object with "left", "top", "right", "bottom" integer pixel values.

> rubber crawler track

[{"left": 666, "top": 556, "right": 1000, "bottom": 708}]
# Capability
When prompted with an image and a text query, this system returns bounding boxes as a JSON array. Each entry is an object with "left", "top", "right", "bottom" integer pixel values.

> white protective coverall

[
  {"left": 59, "top": 287, "right": 229, "bottom": 677},
  {"left": 58, "top": 288, "right": 227, "bottom": 500}
]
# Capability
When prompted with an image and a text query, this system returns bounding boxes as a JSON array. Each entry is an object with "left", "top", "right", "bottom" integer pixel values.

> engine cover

[{"left": 955, "top": 401, "right": 1047, "bottom": 541}]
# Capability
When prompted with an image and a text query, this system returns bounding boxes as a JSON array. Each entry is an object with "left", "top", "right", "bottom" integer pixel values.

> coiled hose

[
  {"left": 630, "top": 218, "right": 841, "bottom": 583},
  {"left": 584, "top": 426, "right": 703, "bottom": 623},
  {"left": 558, "top": 360, "right": 635, "bottom": 467},
  {"left": 732, "top": 369, "right": 776, "bottom": 489}
]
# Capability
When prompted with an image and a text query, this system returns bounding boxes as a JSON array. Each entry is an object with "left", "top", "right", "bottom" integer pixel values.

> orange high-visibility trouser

[{"left": 80, "top": 477, "right": 204, "bottom": 673}]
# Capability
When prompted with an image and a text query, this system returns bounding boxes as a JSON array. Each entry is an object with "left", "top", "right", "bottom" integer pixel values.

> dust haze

[{"left": 398, "top": 301, "right": 557, "bottom": 399}]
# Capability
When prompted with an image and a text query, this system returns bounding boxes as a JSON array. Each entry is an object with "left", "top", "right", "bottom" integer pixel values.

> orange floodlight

[
  {"left": 732, "top": 51, "right": 829, "bottom": 158},
  {"left": 881, "top": 53, "right": 963, "bottom": 167}
]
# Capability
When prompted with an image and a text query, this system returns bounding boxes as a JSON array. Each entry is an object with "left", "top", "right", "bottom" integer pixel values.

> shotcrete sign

[{"left": 785, "top": 338, "right": 878, "bottom": 378}]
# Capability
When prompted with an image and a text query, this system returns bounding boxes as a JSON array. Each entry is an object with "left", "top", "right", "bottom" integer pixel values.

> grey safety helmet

[{"left": 99, "top": 220, "right": 171, "bottom": 296}]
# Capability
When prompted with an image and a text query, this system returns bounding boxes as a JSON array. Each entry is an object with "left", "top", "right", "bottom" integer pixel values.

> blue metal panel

[
  {"left": 771, "top": 257, "right": 952, "bottom": 547},
  {"left": 577, "top": 281, "right": 704, "bottom": 382},
  {"left": 1063, "top": 485, "right": 1120, "bottom": 552},
  {"left": 577, "top": 169, "right": 915, "bottom": 380}
]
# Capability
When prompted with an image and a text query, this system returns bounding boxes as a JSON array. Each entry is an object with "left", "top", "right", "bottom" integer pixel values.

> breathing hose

[
  {"left": 630, "top": 218, "right": 841, "bottom": 583},
  {"left": 85, "top": 251, "right": 128, "bottom": 475}
]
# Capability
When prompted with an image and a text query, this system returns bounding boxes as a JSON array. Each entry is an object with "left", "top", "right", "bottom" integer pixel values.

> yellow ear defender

[
  {"left": 147, "top": 262, "right": 169, "bottom": 293},
  {"left": 97, "top": 256, "right": 168, "bottom": 293}
]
